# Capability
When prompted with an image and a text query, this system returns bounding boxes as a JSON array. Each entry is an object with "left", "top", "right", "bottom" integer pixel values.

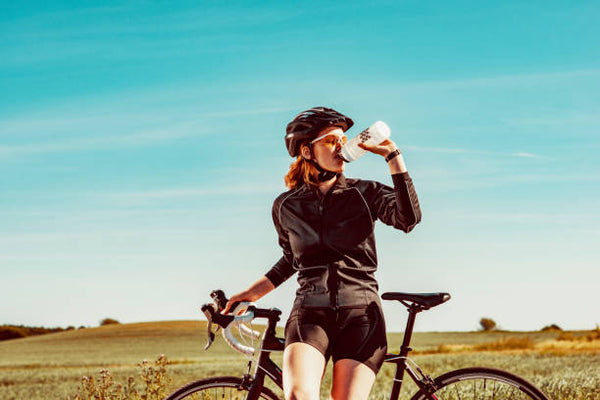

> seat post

[
  {"left": 389, "top": 307, "right": 421, "bottom": 400},
  {"left": 400, "top": 307, "right": 419, "bottom": 357}
]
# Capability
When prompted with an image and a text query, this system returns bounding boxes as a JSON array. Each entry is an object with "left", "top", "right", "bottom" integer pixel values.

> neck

[
  {"left": 306, "top": 157, "right": 338, "bottom": 183},
  {"left": 317, "top": 176, "right": 337, "bottom": 195}
]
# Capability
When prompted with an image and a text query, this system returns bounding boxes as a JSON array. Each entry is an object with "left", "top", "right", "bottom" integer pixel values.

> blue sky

[{"left": 1, "top": 1, "right": 599, "bottom": 332}]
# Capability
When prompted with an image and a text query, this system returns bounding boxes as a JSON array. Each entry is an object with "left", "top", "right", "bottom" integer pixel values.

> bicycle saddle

[{"left": 381, "top": 292, "right": 451, "bottom": 310}]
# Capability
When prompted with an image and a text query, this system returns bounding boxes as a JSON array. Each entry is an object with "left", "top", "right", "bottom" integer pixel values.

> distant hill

[
  {"left": 0, "top": 324, "right": 76, "bottom": 341},
  {"left": 0, "top": 319, "right": 567, "bottom": 367},
  {"left": 0, "top": 320, "right": 217, "bottom": 368}
]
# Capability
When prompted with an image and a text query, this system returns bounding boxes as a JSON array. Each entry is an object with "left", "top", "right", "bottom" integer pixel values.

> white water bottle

[{"left": 339, "top": 121, "right": 391, "bottom": 162}]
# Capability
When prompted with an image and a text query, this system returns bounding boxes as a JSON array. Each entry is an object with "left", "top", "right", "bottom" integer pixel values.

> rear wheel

[
  {"left": 165, "top": 376, "right": 281, "bottom": 400},
  {"left": 410, "top": 367, "right": 548, "bottom": 400}
]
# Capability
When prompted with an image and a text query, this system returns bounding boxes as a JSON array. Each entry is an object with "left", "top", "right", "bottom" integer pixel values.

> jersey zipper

[{"left": 319, "top": 193, "right": 338, "bottom": 312}]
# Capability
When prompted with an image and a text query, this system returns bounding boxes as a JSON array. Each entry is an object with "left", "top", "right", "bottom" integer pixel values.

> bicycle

[{"left": 165, "top": 290, "right": 549, "bottom": 400}]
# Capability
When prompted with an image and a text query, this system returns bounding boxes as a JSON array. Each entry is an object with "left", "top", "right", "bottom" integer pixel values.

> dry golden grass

[
  {"left": 537, "top": 338, "right": 600, "bottom": 355},
  {"left": 65, "top": 355, "right": 170, "bottom": 400},
  {"left": 1, "top": 321, "right": 599, "bottom": 399},
  {"left": 412, "top": 331, "right": 600, "bottom": 356}
]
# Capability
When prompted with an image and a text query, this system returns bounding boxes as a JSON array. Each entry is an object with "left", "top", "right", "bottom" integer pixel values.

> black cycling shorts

[{"left": 284, "top": 302, "right": 387, "bottom": 374}]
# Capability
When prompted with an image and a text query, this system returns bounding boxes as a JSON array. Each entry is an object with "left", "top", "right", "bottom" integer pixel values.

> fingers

[
  {"left": 359, "top": 140, "right": 397, "bottom": 156},
  {"left": 223, "top": 296, "right": 239, "bottom": 314},
  {"left": 223, "top": 293, "right": 246, "bottom": 314}
]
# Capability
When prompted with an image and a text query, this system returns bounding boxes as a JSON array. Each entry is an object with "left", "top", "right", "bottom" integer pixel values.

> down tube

[{"left": 257, "top": 356, "right": 283, "bottom": 389}]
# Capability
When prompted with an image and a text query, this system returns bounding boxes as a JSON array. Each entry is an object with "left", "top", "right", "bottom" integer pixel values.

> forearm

[
  {"left": 390, "top": 169, "right": 422, "bottom": 232},
  {"left": 387, "top": 152, "right": 408, "bottom": 174},
  {"left": 242, "top": 276, "right": 276, "bottom": 301},
  {"left": 359, "top": 139, "right": 408, "bottom": 173}
]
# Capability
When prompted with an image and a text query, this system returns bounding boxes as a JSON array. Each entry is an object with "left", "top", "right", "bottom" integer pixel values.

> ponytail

[{"left": 284, "top": 156, "right": 319, "bottom": 189}]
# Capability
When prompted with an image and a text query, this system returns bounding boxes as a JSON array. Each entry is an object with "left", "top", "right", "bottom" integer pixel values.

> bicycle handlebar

[{"left": 201, "top": 290, "right": 262, "bottom": 356}]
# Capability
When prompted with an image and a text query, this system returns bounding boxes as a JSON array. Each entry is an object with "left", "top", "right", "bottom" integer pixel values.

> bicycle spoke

[
  {"left": 483, "top": 378, "right": 487, "bottom": 400},
  {"left": 417, "top": 374, "right": 544, "bottom": 400},
  {"left": 166, "top": 377, "right": 279, "bottom": 400}
]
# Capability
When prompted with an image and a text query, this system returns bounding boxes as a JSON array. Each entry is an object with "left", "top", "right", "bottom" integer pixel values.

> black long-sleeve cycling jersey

[{"left": 265, "top": 172, "right": 421, "bottom": 309}]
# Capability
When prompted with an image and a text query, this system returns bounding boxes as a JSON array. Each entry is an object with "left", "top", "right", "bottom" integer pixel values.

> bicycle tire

[
  {"left": 164, "top": 376, "right": 282, "bottom": 400},
  {"left": 410, "top": 367, "right": 549, "bottom": 400}
]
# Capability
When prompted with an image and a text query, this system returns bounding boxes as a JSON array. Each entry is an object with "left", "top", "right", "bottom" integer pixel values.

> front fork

[
  {"left": 244, "top": 352, "right": 274, "bottom": 400},
  {"left": 245, "top": 377, "right": 264, "bottom": 400},
  {"left": 238, "top": 363, "right": 265, "bottom": 400}
]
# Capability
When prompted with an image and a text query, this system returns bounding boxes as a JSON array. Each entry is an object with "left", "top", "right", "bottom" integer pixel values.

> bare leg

[
  {"left": 330, "top": 358, "right": 376, "bottom": 400},
  {"left": 283, "top": 342, "right": 327, "bottom": 400}
]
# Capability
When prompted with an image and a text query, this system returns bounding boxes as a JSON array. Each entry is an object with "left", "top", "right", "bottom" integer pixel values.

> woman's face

[{"left": 308, "top": 126, "right": 347, "bottom": 173}]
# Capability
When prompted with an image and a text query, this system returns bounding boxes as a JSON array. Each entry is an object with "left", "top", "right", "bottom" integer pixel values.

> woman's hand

[
  {"left": 223, "top": 290, "right": 253, "bottom": 314},
  {"left": 359, "top": 139, "right": 407, "bottom": 173},
  {"left": 222, "top": 276, "right": 276, "bottom": 314},
  {"left": 359, "top": 139, "right": 398, "bottom": 158}
]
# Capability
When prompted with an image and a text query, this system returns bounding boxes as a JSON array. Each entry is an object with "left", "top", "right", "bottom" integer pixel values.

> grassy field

[{"left": 1, "top": 321, "right": 598, "bottom": 399}]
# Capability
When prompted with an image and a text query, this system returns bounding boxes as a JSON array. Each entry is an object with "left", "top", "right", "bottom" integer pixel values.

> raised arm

[{"left": 360, "top": 139, "right": 422, "bottom": 232}]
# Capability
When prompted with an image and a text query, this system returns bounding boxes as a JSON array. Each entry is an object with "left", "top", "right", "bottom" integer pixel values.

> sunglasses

[{"left": 310, "top": 132, "right": 347, "bottom": 148}]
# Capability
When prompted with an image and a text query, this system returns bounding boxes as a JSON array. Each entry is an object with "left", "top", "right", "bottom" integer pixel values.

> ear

[{"left": 300, "top": 144, "right": 312, "bottom": 160}]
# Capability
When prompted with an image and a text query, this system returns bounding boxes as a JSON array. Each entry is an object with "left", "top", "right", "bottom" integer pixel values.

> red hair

[{"left": 284, "top": 153, "right": 319, "bottom": 189}]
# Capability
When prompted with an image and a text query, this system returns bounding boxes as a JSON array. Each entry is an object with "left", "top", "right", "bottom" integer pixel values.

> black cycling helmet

[{"left": 285, "top": 107, "right": 354, "bottom": 157}]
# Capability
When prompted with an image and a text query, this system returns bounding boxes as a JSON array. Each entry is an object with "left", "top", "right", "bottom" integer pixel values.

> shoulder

[
  {"left": 343, "top": 177, "right": 394, "bottom": 207},
  {"left": 344, "top": 177, "right": 386, "bottom": 193},
  {"left": 272, "top": 186, "right": 303, "bottom": 211}
]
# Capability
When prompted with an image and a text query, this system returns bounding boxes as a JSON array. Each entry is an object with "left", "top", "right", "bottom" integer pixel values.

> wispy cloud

[
  {"left": 0, "top": 121, "right": 206, "bottom": 159},
  {"left": 399, "top": 68, "right": 600, "bottom": 90},
  {"left": 201, "top": 106, "right": 298, "bottom": 118},
  {"left": 505, "top": 112, "right": 600, "bottom": 127},
  {"left": 513, "top": 152, "right": 542, "bottom": 159},
  {"left": 0, "top": 106, "right": 294, "bottom": 159},
  {"left": 405, "top": 145, "right": 551, "bottom": 160},
  {"left": 4, "top": 5, "right": 303, "bottom": 39},
  {"left": 94, "top": 183, "right": 282, "bottom": 205},
  {"left": 2, "top": 6, "right": 307, "bottom": 66}
]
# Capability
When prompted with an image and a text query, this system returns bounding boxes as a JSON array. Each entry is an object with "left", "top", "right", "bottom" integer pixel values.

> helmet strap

[{"left": 304, "top": 145, "right": 339, "bottom": 182}]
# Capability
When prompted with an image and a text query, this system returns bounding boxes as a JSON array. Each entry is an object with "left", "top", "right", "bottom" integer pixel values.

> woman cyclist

[{"left": 224, "top": 107, "right": 421, "bottom": 400}]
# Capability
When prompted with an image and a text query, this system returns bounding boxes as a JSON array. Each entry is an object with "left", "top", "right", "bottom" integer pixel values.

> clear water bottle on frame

[{"left": 339, "top": 121, "right": 391, "bottom": 162}]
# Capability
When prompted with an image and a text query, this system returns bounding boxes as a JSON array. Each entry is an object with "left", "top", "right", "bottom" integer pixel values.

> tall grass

[
  {"left": 1, "top": 321, "right": 598, "bottom": 400},
  {"left": 66, "top": 355, "right": 170, "bottom": 400}
]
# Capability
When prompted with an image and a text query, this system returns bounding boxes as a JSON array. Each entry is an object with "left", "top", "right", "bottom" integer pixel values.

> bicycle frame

[
  {"left": 183, "top": 292, "right": 546, "bottom": 400},
  {"left": 385, "top": 305, "right": 438, "bottom": 400},
  {"left": 241, "top": 308, "right": 284, "bottom": 399},
  {"left": 244, "top": 303, "right": 437, "bottom": 400}
]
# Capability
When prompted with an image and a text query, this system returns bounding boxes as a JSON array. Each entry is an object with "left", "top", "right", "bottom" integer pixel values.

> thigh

[
  {"left": 331, "top": 358, "right": 376, "bottom": 400},
  {"left": 331, "top": 305, "right": 387, "bottom": 374},
  {"left": 284, "top": 307, "right": 332, "bottom": 360},
  {"left": 283, "top": 342, "right": 326, "bottom": 400}
]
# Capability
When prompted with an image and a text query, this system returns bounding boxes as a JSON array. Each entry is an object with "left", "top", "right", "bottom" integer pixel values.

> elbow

[
  {"left": 264, "top": 271, "right": 283, "bottom": 288},
  {"left": 399, "top": 213, "right": 421, "bottom": 233},
  {"left": 400, "top": 223, "right": 416, "bottom": 234}
]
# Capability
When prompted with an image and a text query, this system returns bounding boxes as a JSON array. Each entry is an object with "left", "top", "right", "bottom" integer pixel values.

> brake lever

[
  {"left": 202, "top": 304, "right": 219, "bottom": 350},
  {"left": 204, "top": 322, "right": 215, "bottom": 350}
]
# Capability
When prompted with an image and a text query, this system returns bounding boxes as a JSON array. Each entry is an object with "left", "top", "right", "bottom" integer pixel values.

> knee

[
  {"left": 329, "top": 385, "right": 342, "bottom": 400},
  {"left": 285, "top": 385, "right": 319, "bottom": 400}
]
